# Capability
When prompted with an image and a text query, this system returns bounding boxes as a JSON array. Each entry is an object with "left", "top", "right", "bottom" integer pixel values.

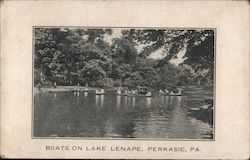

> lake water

[{"left": 34, "top": 89, "right": 213, "bottom": 139}]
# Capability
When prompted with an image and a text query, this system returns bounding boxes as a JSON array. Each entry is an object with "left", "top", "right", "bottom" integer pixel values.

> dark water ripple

[{"left": 34, "top": 90, "right": 213, "bottom": 139}]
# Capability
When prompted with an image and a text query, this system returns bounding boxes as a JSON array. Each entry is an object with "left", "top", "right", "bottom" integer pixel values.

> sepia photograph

[
  {"left": 1, "top": 0, "right": 249, "bottom": 158},
  {"left": 33, "top": 27, "right": 215, "bottom": 140}
]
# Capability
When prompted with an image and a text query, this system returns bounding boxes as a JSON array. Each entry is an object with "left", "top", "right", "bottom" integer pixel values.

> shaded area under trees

[{"left": 34, "top": 28, "right": 214, "bottom": 89}]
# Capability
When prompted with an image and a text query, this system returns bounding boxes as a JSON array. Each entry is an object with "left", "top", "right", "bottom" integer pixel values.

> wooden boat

[
  {"left": 188, "top": 107, "right": 200, "bottom": 111},
  {"left": 157, "top": 89, "right": 171, "bottom": 96},
  {"left": 158, "top": 90, "right": 164, "bottom": 94},
  {"left": 145, "top": 92, "right": 152, "bottom": 97},
  {"left": 83, "top": 87, "right": 89, "bottom": 92},
  {"left": 95, "top": 89, "right": 104, "bottom": 95},
  {"left": 117, "top": 89, "right": 122, "bottom": 95},
  {"left": 188, "top": 102, "right": 213, "bottom": 112},
  {"left": 165, "top": 89, "right": 170, "bottom": 93},
  {"left": 137, "top": 87, "right": 148, "bottom": 94},
  {"left": 169, "top": 90, "right": 182, "bottom": 96},
  {"left": 72, "top": 87, "right": 81, "bottom": 92},
  {"left": 125, "top": 92, "right": 152, "bottom": 97},
  {"left": 158, "top": 92, "right": 169, "bottom": 96}
]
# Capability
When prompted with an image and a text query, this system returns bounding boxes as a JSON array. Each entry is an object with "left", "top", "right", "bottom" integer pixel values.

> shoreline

[
  {"left": 33, "top": 85, "right": 213, "bottom": 95},
  {"left": 33, "top": 86, "right": 119, "bottom": 94}
]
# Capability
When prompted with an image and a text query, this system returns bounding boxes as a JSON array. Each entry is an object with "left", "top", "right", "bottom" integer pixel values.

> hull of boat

[
  {"left": 169, "top": 94, "right": 182, "bottom": 96},
  {"left": 120, "top": 93, "right": 152, "bottom": 97},
  {"left": 72, "top": 90, "right": 89, "bottom": 92},
  {"left": 157, "top": 93, "right": 181, "bottom": 96},
  {"left": 96, "top": 93, "right": 104, "bottom": 95},
  {"left": 95, "top": 90, "right": 104, "bottom": 95}
]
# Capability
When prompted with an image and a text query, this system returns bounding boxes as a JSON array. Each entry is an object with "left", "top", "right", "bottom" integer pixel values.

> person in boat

[
  {"left": 146, "top": 91, "right": 152, "bottom": 97},
  {"left": 124, "top": 90, "right": 128, "bottom": 95},
  {"left": 170, "top": 88, "right": 182, "bottom": 96},
  {"left": 117, "top": 87, "right": 121, "bottom": 95},
  {"left": 96, "top": 88, "right": 104, "bottom": 95},
  {"left": 170, "top": 90, "right": 174, "bottom": 95},
  {"left": 100, "top": 88, "right": 104, "bottom": 93},
  {"left": 131, "top": 89, "right": 136, "bottom": 94},
  {"left": 177, "top": 88, "right": 182, "bottom": 95},
  {"left": 165, "top": 88, "right": 170, "bottom": 94},
  {"left": 134, "top": 88, "right": 138, "bottom": 94},
  {"left": 159, "top": 89, "right": 164, "bottom": 94},
  {"left": 127, "top": 89, "right": 131, "bottom": 94}
]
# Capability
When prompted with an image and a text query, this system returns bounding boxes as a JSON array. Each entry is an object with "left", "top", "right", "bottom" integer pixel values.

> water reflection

[
  {"left": 127, "top": 97, "right": 131, "bottom": 107},
  {"left": 132, "top": 97, "right": 136, "bottom": 108},
  {"left": 116, "top": 95, "right": 121, "bottom": 109},
  {"left": 84, "top": 92, "right": 88, "bottom": 98},
  {"left": 146, "top": 97, "right": 152, "bottom": 107},
  {"left": 34, "top": 90, "right": 213, "bottom": 139},
  {"left": 170, "top": 96, "right": 174, "bottom": 104},
  {"left": 95, "top": 95, "right": 99, "bottom": 106},
  {"left": 176, "top": 96, "right": 181, "bottom": 106},
  {"left": 73, "top": 91, "right": 80, "bottom": 97},
  {"left": 124, "top": 96, "right": 128, "bottom": 106},
  {"left": 95, "top": 95, "right": 104, "bottom": 108},
  {"left": 165, "top": 96, "right": 169, "bottom": 105},
  {"left": 100, "top": 95, "right": 104, "bottom": 108}
]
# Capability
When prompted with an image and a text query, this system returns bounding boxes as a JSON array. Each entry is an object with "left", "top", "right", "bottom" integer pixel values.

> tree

[
  {"left": 34, "top": 28, "right": 214, "bottom": 87},
  {"left": 35, "top": 28, "right": 114, "bottom": 85},
  {"left": 132, "top": 29, "right": 214, "bottom": 68},
  {"left": 131, "top": 29, "right": 214, "bottom": 86},
  {"left": 111, "top": 37, "right": 138, "bottom": 64}
]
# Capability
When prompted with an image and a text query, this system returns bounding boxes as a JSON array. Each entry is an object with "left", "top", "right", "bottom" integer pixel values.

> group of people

[
  {"left": 158, "top": 88, "right": 170, "bottom": 94},
  {"left": 158, "top": 88, "right": 182, "bottom": 96},
  {"left": 36, "top": 81, "right": 181, "bottom": 96},
  {"left": 117, "top": 87, "right": 182, "bottom": 97},
  {"left": 123, "top": 89, "right": 139, "bottom": 95},
  {"left": 73, "top": 83, "right": 89, "bottom": 92},
  {"left": 117, "top": 87, "right": 152, "bottom": 97}
]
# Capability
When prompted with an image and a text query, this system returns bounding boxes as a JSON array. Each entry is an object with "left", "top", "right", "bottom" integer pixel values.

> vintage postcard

[
  {"left": 0, "top": 0, "right": 249, "bottom": 159},
  {"left": 33, "top": 27, "right": 215, "bottom": 140}
]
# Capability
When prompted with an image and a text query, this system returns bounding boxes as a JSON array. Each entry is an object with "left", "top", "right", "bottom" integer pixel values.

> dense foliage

[{"left": 34, "top": 28, "right": 214, "bottom": 88}]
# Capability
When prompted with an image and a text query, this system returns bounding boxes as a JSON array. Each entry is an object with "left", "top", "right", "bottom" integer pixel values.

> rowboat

[
  {"left": 188, "top": 107, "right": 200, "bottom": 111},
  {"left": 145, "top": 92, "right": 152, "bottom": 97},
  {"left": 157, "top": 89, "right": 171, "bottom": 96},
  {"left": 123, "top": 92, "right": 152, "bottom": 97},
  {"left": 117, "top": 89, "right": 122, "bottom": 95},
  {"left": 83, "top": 87, "right": 89, "bottom": 92},
  {"left": 95, "top": 89, "right": 104, "bottom": 95},
  {"left": 169, "top": 90, "right": 182, "bottom": 96}
]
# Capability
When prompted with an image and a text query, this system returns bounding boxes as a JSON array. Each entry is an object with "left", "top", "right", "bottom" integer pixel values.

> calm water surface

[{"left": 34, "top": 90, "right": 213, "bottom": 139}]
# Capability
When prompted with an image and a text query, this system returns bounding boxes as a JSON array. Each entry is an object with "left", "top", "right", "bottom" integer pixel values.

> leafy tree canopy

[{"left": 34, "top": 28, "right": 214, "bottom": 88}]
